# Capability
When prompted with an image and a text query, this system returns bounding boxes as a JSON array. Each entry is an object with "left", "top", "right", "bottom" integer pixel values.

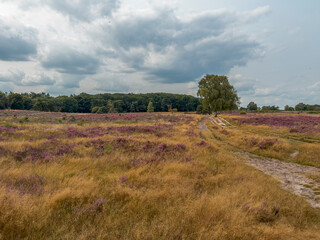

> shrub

[{"left": 91, "top": 106, "right": 100, "bottom": 113}]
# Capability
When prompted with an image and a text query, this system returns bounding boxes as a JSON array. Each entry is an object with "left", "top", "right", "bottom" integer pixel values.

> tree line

[
  {"left": 0, "top": 92, "right": 200, "bottom": 113},
  {"left": 245, "top": 101, "right": 320, "bottom": 112}
]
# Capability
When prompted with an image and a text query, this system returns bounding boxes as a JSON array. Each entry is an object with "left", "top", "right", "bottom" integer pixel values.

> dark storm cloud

[
  {"left": 150, "top": 37, "right": 260, "bottom": 83},
  {"left": 41, "top": 47, "right": 101, "bottom": 75},
  {"left": 107, "top": 8, "right": 265, "bottom": 83},
  {"left": 0, "top": 21, "right": 37, "bottom": 61},
  {"left": 0, "top": 1, "right": 269, "bottom": 93}
]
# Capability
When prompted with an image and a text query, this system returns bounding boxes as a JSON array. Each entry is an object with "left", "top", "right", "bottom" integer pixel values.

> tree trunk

[{"left": 215, "top": 111, "right": 218, "bottom": 117}]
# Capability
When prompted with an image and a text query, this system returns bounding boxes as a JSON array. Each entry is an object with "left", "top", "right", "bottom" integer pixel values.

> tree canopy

[
  {"left": 247, "top": 101, "right": 258, "bottom": 111},
  {"left": 0, "top": 92, "right": 200, "bottom": 113},
  {"left": 197, "top": 74, "right": 239, "bottom": 115}
]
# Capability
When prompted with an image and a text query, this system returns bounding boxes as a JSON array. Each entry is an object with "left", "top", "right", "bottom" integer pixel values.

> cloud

[
  {"left": 55, "top": 74, "right": 83, "bottom": 88},
  {"left": 91, "top": 78, "right": 130, "bottom": 93},
  {"left": 19, "top": 73, "right": 56, "bottom": 86},
  {"left": 240, "top": 6, "right": 271, "bottom": 23},
  {"left": 0, "top": 69, "right": 24, "bottom": 83},
  {"left": 0, "top": 20, "right": 38, "bottom": 61},
  {"left": 105, "top": 6, "right": 267, "bottom": 83},
  {"left": 0, "top": 1, "right": 271, "bottom": 96},
  {"left": 40, "top": 46, "right": 101, "bottom": 75},
  {"left": 229, "top": 74, "right": 257, "bottom": 93},
  {"left": 0, "top": 69, "right": 55, "bottom": 86},
  {"left": 44, "top": 0, "right": 120, "bottom": 22},
  {"left": 10, "top": 0, "right": 120, "bottom": 22}
]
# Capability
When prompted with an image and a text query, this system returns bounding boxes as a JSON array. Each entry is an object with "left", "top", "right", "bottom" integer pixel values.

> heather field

[
  {"left": 219, "top": 113, "right": 320, "bottom": 167},
  {"left": 0, "top": 110, "right": 320, "bottom": 239}
]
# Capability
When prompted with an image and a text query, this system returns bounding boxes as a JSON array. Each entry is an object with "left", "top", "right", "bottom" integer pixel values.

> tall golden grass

[
  {"left": 0, "top": 112, "right": 319, "bottom": 239},
  {"left": 217, "top": 114, "right": 320, "bottom": 167}
]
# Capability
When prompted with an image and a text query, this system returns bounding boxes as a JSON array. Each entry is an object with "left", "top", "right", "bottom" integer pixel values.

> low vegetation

[
  {"left": 218, "top": 113, "right": 320, "bottom": 167},
  {"left": 0, "top": 110, "right": 319, "bottom": 239}
]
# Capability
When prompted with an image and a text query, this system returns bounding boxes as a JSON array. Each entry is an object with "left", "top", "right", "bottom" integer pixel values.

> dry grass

[
  {"left": 216, "top": 114, "right": 320, "bottom": 167},
  {"left": 0, "top": 111, "right": 319, "bottom": 239}
]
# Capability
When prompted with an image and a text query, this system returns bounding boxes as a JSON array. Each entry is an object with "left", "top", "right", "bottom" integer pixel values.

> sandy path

[
  {"left": 198, "top": 117, "right": 320, "bottom": 208},
  {"left": 235, "top": 151, "right": 320, "bottom": 208}
]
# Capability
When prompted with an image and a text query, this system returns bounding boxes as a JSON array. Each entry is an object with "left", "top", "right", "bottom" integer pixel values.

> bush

[
  {"left": 196, "top": 105, "right": 204, "bottom": 114},
  {"left": 91, "top": 106, "right": 100, "bottom": 113},
  {"left": 96, "top": 106, "right": 108, "bottom": 114}
]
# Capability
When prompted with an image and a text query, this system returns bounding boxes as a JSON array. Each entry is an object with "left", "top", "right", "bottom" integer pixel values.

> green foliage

[
  {"left": 22, "top": 96, "right": 33, "bottom": 110},
  {"left": 0, "top": 92, "right": 8, "bottom": 109},
  {"left": 196, "top": 104, "right": 209, "bottom": 114},
  {"left": 19, "top": 116, "right": 29, "bottom": 123},
  {"left": 96, "top": 106, "right": 108, "bottom": 114},
  {"left": 8, "top": 93, "right": 24, "bottom": 109},
  {"left": 196, "top": 105, "right": 203, "bottom": 114},
  {"left": 169, "top": 108, "right": 178, "bottom": 113},
  {"left": 107, "top": 100, "right": 115, "bottom": 113},
  {"left": 247, "top": 101, "right": 258, "bottom": 111},
  {"left": 56, "top": 96, "right": 78, "bottom": 113},
  {"left": 147, "top": 101, "right": 154, "bottom": 113},
  {"left": 130, "top": 101, "right": 138, "bottom": 112},
  {"left": 197, "top": 74, "right": 240, "bottom": 115},
  {"left": 32, "top": 97, "right": 57, "bottom": 112},
  {"left": 294, "top": 102, "right": 320, "bottom": 111},
  {"left": 0, "top": 92, "right": 201, "bottom": 113},
  {"left": 91, "top": 106, "right": 100, "bottom": 113},
  {"left": 284, "top": 105, "right": 294, "bottom": 111},
  {"left": 295, "top": 103, "right": 306, "bottom": 111},
  {"left": 75, "top": 93, "right": 92, "bottom": 113},
  {"left": 261, "top": 105, "right": 279, "bottom": 111}
]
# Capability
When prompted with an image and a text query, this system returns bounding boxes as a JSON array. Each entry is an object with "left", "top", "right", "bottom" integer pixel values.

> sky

[{"left": 0, "top": 0, "right": 319, "bottom": 108}]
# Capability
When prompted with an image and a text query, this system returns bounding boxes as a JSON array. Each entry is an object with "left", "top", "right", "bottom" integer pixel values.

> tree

[
  {"left": 56, "top": 96, "right": 78, "bottom": 113},
  {"left": 295, "top": 102, "right": 306, "bottom": 111},
  {"left": 0, "top": 92, "right": 8, "bottom": 109},
  {"left": 197, "top": 74, "right": 239, "bottom": 116},
  {"left": 196, "top": 105, "right": 209, "bottom": 114},
  {"left": 261, "top": 105, "right": 279, "bottom": 111},
  {"left": 75, "top": 93, "right": 92, "bottom": 113},
  {"left": 22, "top": 96, "right": 33, "bottom": 110},
  {"left": 247, "top": 101, "right": 258, "bottom": 111},
  {"left": 107, "top": 100, "right": 114, "bottom": 113},
  {"left": 284, "top": 105, "right": 294, "bottom": 111},
  {"left": 130, "top": 102, "right": 138, "bottom": 112},
  {"left": 32, "top": 97, "right": 57, "bottom": 112},
  {"left": 113, "top": 100, "right": 124, "bottom": 113},
  {"left": 147, "top": 101, "right": 154, "bottom": 113},
  {"left": 8, "top": 93, "right": 24, "bottom": 109}
]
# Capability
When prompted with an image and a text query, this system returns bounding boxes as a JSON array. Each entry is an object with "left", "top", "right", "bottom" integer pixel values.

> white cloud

[{"left": 0, "top": 0, "right": 272, "bottom": 97}]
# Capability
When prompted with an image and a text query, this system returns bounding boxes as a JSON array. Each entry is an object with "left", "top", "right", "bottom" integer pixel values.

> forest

[{"left": 0, "top": 92, "right": 200, "bottom": 113}]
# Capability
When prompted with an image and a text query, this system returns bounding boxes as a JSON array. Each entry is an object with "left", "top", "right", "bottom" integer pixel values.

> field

[
  {"left": 221, "top": 113, "right": 320, "bottom": 167},
  {"left": 0, "top": 110, "right": 320, "bottom": 239}
]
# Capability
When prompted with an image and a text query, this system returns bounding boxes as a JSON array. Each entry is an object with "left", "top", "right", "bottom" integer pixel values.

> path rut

[{"left": 198, "top": 116, "right": 320, "bottom": 208}]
